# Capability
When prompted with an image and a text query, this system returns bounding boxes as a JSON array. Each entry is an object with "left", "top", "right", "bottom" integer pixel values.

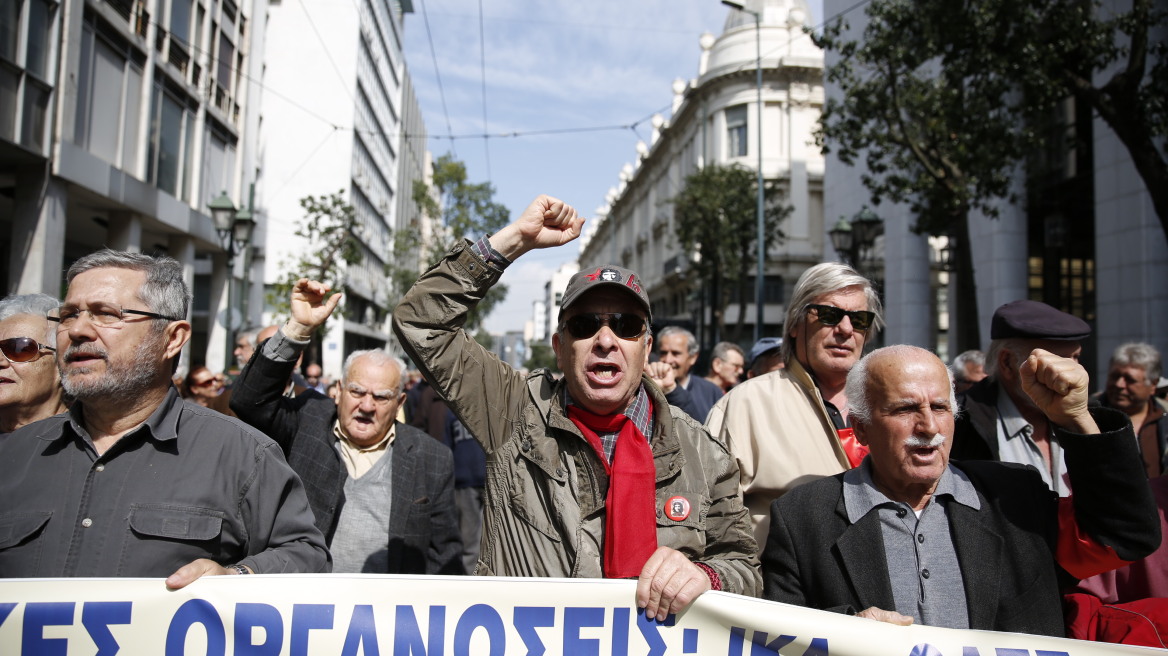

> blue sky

[{"left": 400, "top": 0, "right": 822, "bottom": 335}]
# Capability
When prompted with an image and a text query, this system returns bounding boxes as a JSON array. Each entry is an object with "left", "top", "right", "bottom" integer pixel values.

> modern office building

[
  {"left": 576, "top": 0, "right": 825, "bottom": 349},
  {"left": 2, "top": 0, "right": 268, "bottom": 374}
]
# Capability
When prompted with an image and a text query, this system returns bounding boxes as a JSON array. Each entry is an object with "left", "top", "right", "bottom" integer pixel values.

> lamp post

[
  {"left": 722, "top": 0, "right": 765, "bottom": 342},
  {"left": 208, "top": 190, "right": 256, "bottom": 372},
  {"left": 829, "top": 206, "right": 884, "bottom": 271}
]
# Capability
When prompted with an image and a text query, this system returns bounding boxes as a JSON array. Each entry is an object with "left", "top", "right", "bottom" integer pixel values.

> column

[{"left": 10, "top": 171, "right": 66, "bottom": 295}]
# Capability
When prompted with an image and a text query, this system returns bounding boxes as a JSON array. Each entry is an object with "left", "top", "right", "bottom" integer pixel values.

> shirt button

[
  {"left": 917, "top": 534, "right": 924, "bottom": 544},
  {"left": 95, "top": 464, "right": 105, "bottom": 472},
  {"left": 896, "top": 508, "right": 907, "bottom": 518},
  {"left": 921, "top": 569, "right": 930, "bottom": 579},
  {"left": 81, "top": 518, "right": 93, "bottom": 528}
]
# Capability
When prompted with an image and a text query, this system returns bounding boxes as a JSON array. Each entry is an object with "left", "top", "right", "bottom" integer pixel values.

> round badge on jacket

[{"left": 664, "top": 495, "right": 691, "bottom": 521}]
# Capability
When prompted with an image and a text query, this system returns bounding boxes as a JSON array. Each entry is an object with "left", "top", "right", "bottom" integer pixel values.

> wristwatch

[{"left": 228, "top": 564, "right": 250, "bottom": 575}]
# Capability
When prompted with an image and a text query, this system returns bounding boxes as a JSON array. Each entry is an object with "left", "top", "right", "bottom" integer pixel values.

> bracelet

[{"left": 228, "top": 563, "right": 250, "bottom": 575}]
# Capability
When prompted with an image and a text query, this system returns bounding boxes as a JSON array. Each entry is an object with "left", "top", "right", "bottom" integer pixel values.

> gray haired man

[
  {"left": 1099, "top": 342, "right": 1166, "bottom": 477},
  {"left": 0, "top": 249, "right": 328, "bottom": 585}
]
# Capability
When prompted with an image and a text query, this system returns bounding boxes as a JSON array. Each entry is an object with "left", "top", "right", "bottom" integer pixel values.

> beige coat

[
  {"left": 705, "top": 359, "right": 852, "bottom": 547},
  {"left": 392, "top": 242, "right": 760, "bottom": 596}
]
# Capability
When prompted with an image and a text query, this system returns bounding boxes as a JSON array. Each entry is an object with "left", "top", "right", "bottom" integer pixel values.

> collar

[
  {"left": 563, "top": 384, "right": 653, "bottom": 439},
  {"left": 332, "top": 419, "right": 395, "bottom": 452},
  {"left": 64, "top": 385, "right": 183, "bottom": 447},
  {"left": 843, "top": 457, "right": 981, "bottom": 523},
  {"left": 995, "top": 386, "right": 1033, "bottom": 440}
]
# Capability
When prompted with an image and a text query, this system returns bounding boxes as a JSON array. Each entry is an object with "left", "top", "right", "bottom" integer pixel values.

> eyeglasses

[
  {"left": 191, "top": 378, "right": 217, "bottom": 387},
  {"left": 805, "top": 304, "right": 876, "bottom": 333},
  {"left": 562, "top": 313, "right": 647, "bottom": 341},
  {"left": 345, "top": 385, "right": 398, "bottom": 406},
  {"left": 48, "top": 304, "right": 184, "bottom": 330},
  {"left": 0, "top": 337, "right": 55, "bottom": 363}
]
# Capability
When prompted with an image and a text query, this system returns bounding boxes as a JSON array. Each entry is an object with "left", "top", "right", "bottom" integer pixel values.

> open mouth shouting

[{"left": 586, "top": 362, "right": 622, "bottom": 386}]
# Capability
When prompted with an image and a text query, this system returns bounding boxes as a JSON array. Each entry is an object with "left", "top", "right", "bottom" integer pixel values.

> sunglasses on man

[
  {"left": 563, "top": 313, "right": 647, "bottom": 341},
  {"left": 805, "top": 304, "right": 876, "bottom": 333},
  {"left": 0, "top": 337, "right": 56, "bottom": 363}
]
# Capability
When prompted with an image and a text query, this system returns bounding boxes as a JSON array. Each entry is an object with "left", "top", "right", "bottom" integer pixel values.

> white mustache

[{"left": 905, "top": 433, "right": 947, "bottom": 449}]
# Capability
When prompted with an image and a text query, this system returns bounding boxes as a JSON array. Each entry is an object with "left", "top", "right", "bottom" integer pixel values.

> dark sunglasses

[
  {"left": 563, "top": 313, "right": 647, "bottom": 341},
  {"left": 0, "top": 337, "right": 56, "bottom": 363},
  {"left": 805, "top": 304, "right": 876, "bottom": 332}
]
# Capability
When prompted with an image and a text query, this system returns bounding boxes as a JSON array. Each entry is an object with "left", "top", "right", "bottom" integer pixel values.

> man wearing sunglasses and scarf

[
  {"left": 0, "top": 293, "right": 68, "bottom": 437},
  {"left": 706, "top": 262, "right": 883, "bottom": 549},
  {"left": 394, "top": 195, "right": 759, "bottom": 620}
]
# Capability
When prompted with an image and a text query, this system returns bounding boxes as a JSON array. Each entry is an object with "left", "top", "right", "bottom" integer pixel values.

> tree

[
  {"left": 268, "top": 190, "right": 362, "bottom": 327},
  {"left": 816, "top": 0, "right": 1167, "bottom": 351},
  {"left": 399, "top": 153, "right": 511, "bottom": 333},
  {"left": 671, "top": 163, "right": 790, "bottom": 343},
  {"left": 524, "top": 343, "right": 559, "bottom": 373}
]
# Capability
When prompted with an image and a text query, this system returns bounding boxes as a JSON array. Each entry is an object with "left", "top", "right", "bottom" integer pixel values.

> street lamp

[
  {"left": 207, "top": 190, "right": 255, "bottom": 372},
  {"left": 829, "top": 206, "right": 884, "bottom": 270},
  {"left": 722, "top": 0, "right": 765, "bottom": 342}
]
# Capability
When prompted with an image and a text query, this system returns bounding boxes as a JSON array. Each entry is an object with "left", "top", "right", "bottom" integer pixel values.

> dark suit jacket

[
  {"left": 683, "top": 374, "right": 724, "bottom": 423},
  {"left": 231, "top": 346, "right": 463, "bottom": 575},
  {"left": 762, "top": 409, "right": 1160, "bottom": 637},
  {"left": 951, "top": 377, "right": 1000, "bottom": 461}
]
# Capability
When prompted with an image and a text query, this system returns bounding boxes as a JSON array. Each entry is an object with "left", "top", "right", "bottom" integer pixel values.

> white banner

[{"left": 0, "top": 575, "right": 1158, "bottom": 655}]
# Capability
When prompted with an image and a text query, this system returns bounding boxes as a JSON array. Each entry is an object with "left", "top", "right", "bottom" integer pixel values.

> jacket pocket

[
  {"left": 0, "top": 511, "right": 52, "bottom": 574},
  {"left": 655, "top": 492, "right": 711, "bottom": 554},
  {"left": 120, "top": 504, "right": 227, "bottom": 576}
]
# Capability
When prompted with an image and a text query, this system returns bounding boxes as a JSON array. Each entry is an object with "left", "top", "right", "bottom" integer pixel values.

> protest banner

[{"left": 0, "top": 575, "right": 1158, "bottom": 655}]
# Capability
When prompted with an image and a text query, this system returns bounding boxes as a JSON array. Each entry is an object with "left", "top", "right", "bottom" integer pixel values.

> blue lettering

[
  {"left": 636, "top": 607, "right": 672, "bottom": 656},
  {"left": 752, "top": 631, "right": 795, "bottom": 655},
  {"left": 453, "top": 604, "right": 504, "bottom": 656},
  {"left": 24, "top": 602, "right": 75, "bottom": 656},
  {"left": 994, "top": 651, "right": 1029, "bottom": 656},
  {"left": 963, "top": 649, "right": 982, "bottom": 656},
  {"left": 563, "top": 607, "right": 604, "bottom": 656},
  {"left": 1035, "top": 652, "right": 1071, "bottom": 656},
  {"left": 803, "top": 637, "right": 829, "bottom": 656},
  {"left": 235, "top": 603, "right": 284, "bottom": 656},
  {"left": 290, "top": 604, "right": 334, "bottom": 656},
  {"left": 683, "top": 628, "right": 699, "bottom": 654},
  {"left": 394, "top": 605, "right": 445, "bottom": 656},
  {"left": 610, "top": 608, "right": 629, "bottom": 656},
  {"left": 728, "top": 626, "right": 748, "bottom": 656},
  {"left": 513, "top": 606, "right": 554, "bottom": 656},
  {"left": 82, "top": 601, "right": 132, "bottom": 656},
  {"left": 341, "top": 605, "right": 379, "bottom": 656},
  {"left": 0, "top": 603, "right": 16, "bottom": 629},
  {"left": 166, "top": 599, "right": 226, "bottom": 656}
]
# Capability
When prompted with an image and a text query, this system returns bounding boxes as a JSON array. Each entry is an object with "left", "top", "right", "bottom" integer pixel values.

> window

[
  {"left": 25, "top": 0, "right": 53, "bottom": 79},
  {"left": 216, "top": 30, "right": 233, "bottom": 93},
  {"left": 73, "top": 17, "right": 143, "bottom": 171},
  {"left": 726, "top": 105, "right": 747, "bottom": 158},
  {"left": 0, "top": 0, "right": 18, "bottom": 62},
  {"left": 146, "top": 82, "right": 195, "bottom": 200},
  {"left": 169, "top": 0, "right": 191, "bottom": 44}
]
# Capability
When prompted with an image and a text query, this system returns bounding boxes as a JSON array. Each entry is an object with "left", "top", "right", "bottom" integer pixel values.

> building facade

[
  {"left": 576, "top": 0, "right": 825, "bottom": 351},
  {"left": 822, "top": 0, "right": 1168, "bottom": 380},
  {"left": 2, "top": 0, "right": 267, "bottom": 374},
  {"left": 258, "top": 0, "right": 426, "bottom": 378}
]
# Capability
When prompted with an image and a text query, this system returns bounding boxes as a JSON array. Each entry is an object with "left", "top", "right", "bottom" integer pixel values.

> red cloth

[
  {"left": 1065, "top": 593, "right": 1168, "bottom": 648},
  {"left": 1055, "top": 497, "right": 1131, "bottom": 580},
  {"left": 567, "top": 404, "right": 658, "bottom": 579},
  {"left": 836, "top": 428, "right": 868, "bottom": 468}
]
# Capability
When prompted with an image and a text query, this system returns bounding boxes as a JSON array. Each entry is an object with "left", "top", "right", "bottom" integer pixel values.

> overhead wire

[{"left": 417, "top": 0, "right": 457, "bottom": 158}]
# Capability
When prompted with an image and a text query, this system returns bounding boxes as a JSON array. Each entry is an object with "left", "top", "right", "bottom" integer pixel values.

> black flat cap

[{"left": 990, "top": 299, "right": 1091, "bottom": 341}]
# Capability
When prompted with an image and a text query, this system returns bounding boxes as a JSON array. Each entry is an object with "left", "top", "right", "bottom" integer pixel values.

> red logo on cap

[
  {"left": 585, "top": 268, "right": 603, "bottom": 281},
  {"left": 665, "top": 496, "right": 691, "bottom": 521},
  {"left": 626, "top": 274, "right": 641, "bottom": 294}
]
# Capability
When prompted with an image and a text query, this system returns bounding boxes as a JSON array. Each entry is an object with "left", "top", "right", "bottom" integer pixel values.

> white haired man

[
  {"left": 763, "top": 345, "right": 1160, "bottom": 636},
  {"left": 1098, "top": 342, "right": 1166, "bottom": 478},
  {"left": 706, "top": 263, "right": 882, "bottom": 546},
  {"left": 231, "top": 279, "right": 462, "bottom": 574}
]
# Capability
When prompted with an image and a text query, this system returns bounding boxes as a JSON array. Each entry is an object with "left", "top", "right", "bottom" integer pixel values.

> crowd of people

[{"left": 0, "top": 195, "right": 1164, "bottom": 646}]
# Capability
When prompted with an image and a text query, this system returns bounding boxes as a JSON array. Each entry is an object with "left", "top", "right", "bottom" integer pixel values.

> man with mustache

[
  {"left": 231, "top": 279, "right": 462, "bottom": 575},
  {"left": 706, "top": 263, "right": 882, "bottom": 547},
  {"left": 1097, "top": 342, "right": 1166, "bottom": 478},
  {"left": 394, "top": 195, "right": 759, "bottom": 621},
  {"left": 0, "top": 249, "right": 328, "bottom": 586},
  {"left": 762, "top": 345, "right": 1160, "bottom": 636}
]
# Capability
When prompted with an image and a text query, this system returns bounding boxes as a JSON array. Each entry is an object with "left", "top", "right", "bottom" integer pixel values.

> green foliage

[
  {"left": 524, "top": 343, "right": 559, "bottom": 373},
  {"left": 268, "top": 191, "right": 362, "bottom": 327},
  {"left": 397, "top": 154, "right": 511, "bottom": 332},
  {"left": 671, "top": 163, "right": 790, "bottom": 341},
  {"left": 815, "top": 0, "right": 1168, "bottom": 235}
]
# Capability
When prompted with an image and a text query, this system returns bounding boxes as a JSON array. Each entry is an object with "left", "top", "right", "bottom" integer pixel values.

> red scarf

[{"left": 567, "top": 403, "right": 658, "bottom": 578}]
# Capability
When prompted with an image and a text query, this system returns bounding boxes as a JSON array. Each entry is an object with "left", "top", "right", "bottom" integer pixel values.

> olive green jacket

[{"left": 392, "top": 241, "right": 760, "bottom": 596}]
